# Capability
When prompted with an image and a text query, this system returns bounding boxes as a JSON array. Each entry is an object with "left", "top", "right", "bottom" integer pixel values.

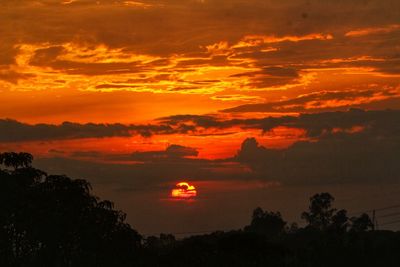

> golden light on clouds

[{"left": 345, "top": 24, "right": 400, "bottom": 37}]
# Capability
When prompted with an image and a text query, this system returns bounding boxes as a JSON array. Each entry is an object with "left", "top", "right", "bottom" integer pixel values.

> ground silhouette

[{"left": 1, "top": 152, "right": 400, "bottom": 266}]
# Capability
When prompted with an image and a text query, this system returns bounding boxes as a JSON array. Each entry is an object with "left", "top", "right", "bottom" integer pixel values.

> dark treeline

[{"left": 1, "top": 152, "right": 400, "bottom": 266}]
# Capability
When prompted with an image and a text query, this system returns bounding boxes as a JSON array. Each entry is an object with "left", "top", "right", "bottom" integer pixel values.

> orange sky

[
  {"left": 1, "top": 1, "right": 399, "bottom": 158},
  {"left": 1, "top": 0, "right": 400, "bottom": 233}
]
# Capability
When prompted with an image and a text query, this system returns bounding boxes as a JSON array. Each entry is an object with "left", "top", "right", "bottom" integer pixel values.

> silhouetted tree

[
  {"left": 0, "top": 152, "right": 33, "bottom": 169},
  {"left": 0, "top": 152, "right": 142, "bottom": 267},
  {"left": 329, "top": 209, "right": 349, "bottom": 233},
  {"left": 301, "top": 193, "right": 336, "bottom": 230},
  {"left": 244, "top": 207, "right": 286, "bottom": 237},
  {"left": 350, "top": 213, "right": 374, "bottom": 232}
]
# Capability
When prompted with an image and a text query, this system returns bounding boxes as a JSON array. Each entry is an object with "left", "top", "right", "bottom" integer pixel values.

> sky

[{"left": 1, "top": 0, "right": 400, "bottom": 234}]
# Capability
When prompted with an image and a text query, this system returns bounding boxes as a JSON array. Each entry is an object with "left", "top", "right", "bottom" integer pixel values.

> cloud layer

[
  {"left": 2, "top": 109, "right": 400, "bottom": 142},
  {"left": 1, "top": 109, "right": 397, "bottom": 188}
]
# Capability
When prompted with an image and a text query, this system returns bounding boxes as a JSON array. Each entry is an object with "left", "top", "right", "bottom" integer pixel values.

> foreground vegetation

[{"left": 1, "top": 152, "right": 399, "bottom": 266}]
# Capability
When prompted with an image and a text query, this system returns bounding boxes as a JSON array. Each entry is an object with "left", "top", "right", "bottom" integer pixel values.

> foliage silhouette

[
  {"left": 350, "top": 213, "right": 374, "bottom": 232},
  {"left": 0, "top": 152, "right": 33, "bottom": 170},
  {"left": 0, "top": 152, "right": 141, "bottom": 267},
  {"left": 301, "top": 192, "right": 337, "bottom": 230},
  {"left": 244, "top": 207, "right": 286, "bottom": 238}
]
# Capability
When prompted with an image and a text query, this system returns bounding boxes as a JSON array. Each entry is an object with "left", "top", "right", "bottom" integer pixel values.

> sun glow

[{"left": 171, "top": 182, "right": 197, "bottom": 199}]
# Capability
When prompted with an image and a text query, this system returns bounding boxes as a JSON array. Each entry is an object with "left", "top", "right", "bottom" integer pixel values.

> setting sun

[{"left": 171, "top": 182, "right": 197, "bottom": 199}]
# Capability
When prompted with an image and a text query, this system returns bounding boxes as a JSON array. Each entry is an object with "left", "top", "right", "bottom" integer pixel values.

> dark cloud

[
  {"left": 0, "top": 119, "right": 173, "bottom": 142},
  {"left": 222, "top": 89, "right": 400, "bottom": 113},
  {"left": 29, "top": 46, "right": 65, "bottom": 66},
  {"left": 0, "top": 70, "right": 35, "bottom": 84},
  {"left": 0, "top": 119, "right": 129, "bottom": 141},
  {"left": 70, "top": 150, "right": 103, "bottom": 158},
  {"left": 130, "top": 144, "right": 199, "bottom": 162},
  {"left": 165, "top": 144, "right": 198, "bottom": 158},
  {"left": 36, "top": 60, "right": 149, "bottom": 76},
  {"left": 158, "top": 114, "right": 222, "bottom": 127},
  {"left": 282, "top": 108, "right": 400, "bottom": 137},
  {"left": 159, "top": 109, "right": 400, "bottom": 138},
  {"left": 229, "top": 109, "right": 400, "bottom": 185},
  {"left": 235, "top": 130, "right": 400, "bottom": 185},
  {"left": 231, "top": 67, "right": 300, "bottom": 88},
  {"left": 0, "top": 44, "right": 19, "bottom": 66},
  {"left": 2, "top": 109, "right": 400, "bottom": 142}
]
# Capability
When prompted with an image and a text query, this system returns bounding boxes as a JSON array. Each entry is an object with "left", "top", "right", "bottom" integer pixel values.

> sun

[{"left": 171, "top": 182, "right": 197, "bottom": 199}]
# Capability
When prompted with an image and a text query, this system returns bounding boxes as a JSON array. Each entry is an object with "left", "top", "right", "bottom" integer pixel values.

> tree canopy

[{"left": 0, "top": 152, "right": 141, "bottom": 267}]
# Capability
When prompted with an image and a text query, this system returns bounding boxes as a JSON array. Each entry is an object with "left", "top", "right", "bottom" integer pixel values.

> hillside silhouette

[{"left": 1, "top": 152, "right": 400, "bottom": 266}]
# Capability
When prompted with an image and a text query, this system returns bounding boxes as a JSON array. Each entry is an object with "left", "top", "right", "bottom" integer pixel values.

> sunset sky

[{"left": 1, "top": 0, "right": 400, "bottom": 234}]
